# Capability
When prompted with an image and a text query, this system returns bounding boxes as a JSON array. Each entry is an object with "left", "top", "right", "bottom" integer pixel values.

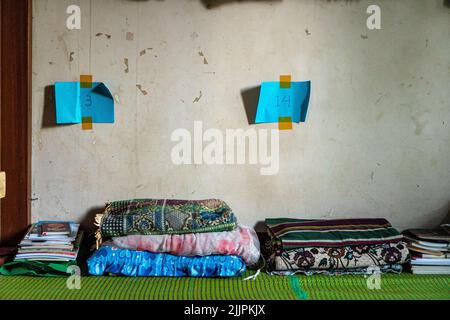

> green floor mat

[
  {"left": 0, "top": 271, "right": 299, "bottom": 300},
  {"left": 301, "top": 273, "right": 450, "bottom": 300},
  {"left": 0, "top": 271, "right": 448, "bottom": 300}
]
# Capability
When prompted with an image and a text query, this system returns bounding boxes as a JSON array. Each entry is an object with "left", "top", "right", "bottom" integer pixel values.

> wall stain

[
  {"left": 126, "top": 32, "right": 134, "bottom": 41},
  {"left": 69, "top": 51, "right": 75, "bottom": 62},
  {"left": 136, "top": 84, "right": 148, "bottom": 95},
  {"left": 140, "top": 48, "right": 153, "bottom": 56},
  {"left": 191, "top": 32, "right": 199, "bottom": 40},
  {"left": 411, "top": 114, "right": 428, "bottom": 135},
  {"left": 57, "top": 34, "right": 69, "bottom": 57},
  {"left": 305, "top": 29, "right": 311, "bottom": 36},
  {"left": 375, "top": 112, "right": 384, "bottom": 121},
  {"left": 124, "top": 58, "right": 129, "bottom": 73},
  {"left": 193, "top": 91, "right": 203, "bottom": 103},
  {"left": 360, "top": 34, "right": 368, "bottom": 39},
  {"left": 198, "top": 51, "right": 209, "bottom": 64},
  {"left": 430, "top": 159, "right": 437, "bottom": 167},
  {"left": 96, "top": 33, "right": 111, "bottom": 39}
]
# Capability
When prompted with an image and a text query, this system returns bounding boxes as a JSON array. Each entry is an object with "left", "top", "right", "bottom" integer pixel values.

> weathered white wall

[{"left": 32, "top": 0, "right": 450, "bottom": 231}]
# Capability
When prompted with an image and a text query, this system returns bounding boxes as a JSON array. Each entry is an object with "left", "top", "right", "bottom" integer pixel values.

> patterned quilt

[
  {"left": 265, "top": 218, "right": 409, "bottom": 275},
  {"left": 266, "top": 218, "right": 404, "bottom": 250},
  {"left": 112, "top": 224, "right": 260, "bottom": 265},
  {"left": 271, "top": 242, "right": 409, "bottom": 274},
  {"left": 95, "top": 199, "right": 237, "bottom": 244}
]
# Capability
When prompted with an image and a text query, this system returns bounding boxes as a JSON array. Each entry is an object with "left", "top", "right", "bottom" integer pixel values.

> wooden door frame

[{"left": 0, "top": 0, "right": 32, "bottom": 246}]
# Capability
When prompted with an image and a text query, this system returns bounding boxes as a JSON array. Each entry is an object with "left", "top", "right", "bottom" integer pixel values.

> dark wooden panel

[{"left": 0, "top": 0, "right": 32, "bottom": 245}]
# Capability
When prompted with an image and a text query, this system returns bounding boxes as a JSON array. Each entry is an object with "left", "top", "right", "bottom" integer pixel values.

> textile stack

[
  {"left": 88, "top": 199, "right": 260, "bottom": 277},
  {"left": 264, "top": 218, "right": 410, "bottom": 275}
]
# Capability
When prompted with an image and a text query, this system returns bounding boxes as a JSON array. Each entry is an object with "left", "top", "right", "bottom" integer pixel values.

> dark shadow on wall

[
  {"left": 79, "top": 206, "right": 104, "bottom": 237},
  {"left": 201, "top": 0, "right": 282, "bottom": 9},
  {"left": 444, "top": 0, "right": 450, "bottom": 8},
  {"left": 425, "top": 201, "right": 450, "bottom": 228},
  {"left": 42, "top": 85, "right": 57, "bottom": 128},
  {"left": 76, "top": 206, "right": 104, "bottom": 274},
  {"left": 42, "top": 85, "right": 73, "bottom": 129},
  {"left": 240, "top": 86, "right": 260, "bottom": 125},
  {"left": 439, "top": 202, "right": 450, "bottom": 225}
]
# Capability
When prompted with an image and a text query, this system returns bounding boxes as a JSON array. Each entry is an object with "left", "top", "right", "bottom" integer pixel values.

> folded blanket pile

[
  {"left": 88, "top": 199, "right": 260, "bottom": 277},
  {"left": 264, "top": 218, "right": 410, "bottom": 275}
]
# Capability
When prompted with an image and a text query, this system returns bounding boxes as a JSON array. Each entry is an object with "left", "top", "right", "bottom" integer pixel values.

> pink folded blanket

[{"left": 112, "top": 225, "right": 260, "bottom": 265}]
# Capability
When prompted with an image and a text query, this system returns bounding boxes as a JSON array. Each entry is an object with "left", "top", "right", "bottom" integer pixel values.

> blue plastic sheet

[
  {"left": 255, "top": 81, "right": 311, "bottom": 123},
  {"left": 87, "top": 246, "right": 246, "bottom": 277}
]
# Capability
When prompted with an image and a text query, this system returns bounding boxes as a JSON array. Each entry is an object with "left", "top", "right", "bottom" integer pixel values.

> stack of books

[
  {"left": 15, "top": 221, "right": 83, "bottom": 262},
  {"left": 403, "top": 224, "right": 450, "bottom": 274}
]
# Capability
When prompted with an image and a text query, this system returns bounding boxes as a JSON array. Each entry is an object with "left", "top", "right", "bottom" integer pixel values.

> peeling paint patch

[
  {"left": 361, "top": 34, "right": 368, "bottom": 39},
  {"left": 140, "top": 48, "right": 153, "bottom": 56},
  {"left": 114, "top": 94, "right": 121, "bottom": 104},
  {"left": 198, "top": 51, "right": 208, "bottom": 64},
  {"left": 193, "top": 91, "right": 203, "bottom": 103},
  {"left": 126, "top": 32, "right": 134, "bottom": 41},
  {"left": 305, "top": 29, "right": 311, "bottom": 36},
  {"left": 96, "top": 33, "right": 111, "bottom": 39},
  {"left": 124, "top": 58, "right": 129, "bottom": 73},
  {"left": 136, "top": 84, "right": 148, "bottom": 95}
]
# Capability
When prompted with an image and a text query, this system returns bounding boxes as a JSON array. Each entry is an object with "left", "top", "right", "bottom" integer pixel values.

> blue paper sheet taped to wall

[
  {"left": 255, "top": 81, "right": 311, "bottom": 124},
  {"left": 55, "top": 82, "right": 114, "bottom": 124}
]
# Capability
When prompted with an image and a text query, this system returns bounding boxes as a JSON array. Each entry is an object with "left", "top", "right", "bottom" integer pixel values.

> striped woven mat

[{"left": 0, "top": 271, "right": 448, "bottom": 300}]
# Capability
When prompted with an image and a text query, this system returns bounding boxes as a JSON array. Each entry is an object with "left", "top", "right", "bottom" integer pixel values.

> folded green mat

[
  {"left": 0, "top": 271, "right": 449, "bottom": 300},
  {"left": 0, "top": 260, "right": 76, "bottom": 277}
]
